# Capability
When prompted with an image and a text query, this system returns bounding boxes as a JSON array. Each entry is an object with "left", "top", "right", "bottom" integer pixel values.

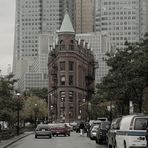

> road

[{"left": 7, "top": 132, "right": 107, "bottom": 148}]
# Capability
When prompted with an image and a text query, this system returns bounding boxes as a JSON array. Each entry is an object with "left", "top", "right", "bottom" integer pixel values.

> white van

[{"left": 116, "top": 114, "right": 148, "bottom": 148}]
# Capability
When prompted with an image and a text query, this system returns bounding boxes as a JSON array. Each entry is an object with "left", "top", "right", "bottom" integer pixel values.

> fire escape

[
  {"left": 49, "top": 46, "right": 58, "bottom": 122},
  {"left": 85, "top": 60, "right": 96, "bottom": 120}
]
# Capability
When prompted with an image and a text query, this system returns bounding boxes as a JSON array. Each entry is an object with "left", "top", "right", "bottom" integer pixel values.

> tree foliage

[
  {"left": 22, "top": 95, "right": 48, "bottom": 123},
  {"left": 95, "top": 36, "right": 148, "bottom": 116},
  {"left": 23, "top": 88, "right": 48, "bottom": 102},
  {"left": 0, "top": 73, "right": 18, "bottom": 123}
]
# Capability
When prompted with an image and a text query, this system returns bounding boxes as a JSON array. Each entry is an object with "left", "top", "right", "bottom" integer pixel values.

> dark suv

[
  {"left": 96, "top": 121, "right": 110, "bottom": 144},
  {"left": 107, "top": 117, "right": 122, "bottom": 148}
]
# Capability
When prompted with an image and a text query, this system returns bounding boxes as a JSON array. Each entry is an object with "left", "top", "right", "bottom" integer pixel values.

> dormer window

[{"left": 60, "top": 40, "right": 64, "bottom": 45}]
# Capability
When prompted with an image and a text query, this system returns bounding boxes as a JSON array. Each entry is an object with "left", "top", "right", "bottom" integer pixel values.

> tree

[
  {"left": 22, "top": 95, "right": 48, "bottom": 124},
  {"left": 95, "top": 37, "right": 148, "bottom": 116},
  {"left": 24, "top": 88, "right": 48, "bottom": 102},
  {"left": 0, "top": 73, "right": 18, "bottom": 125}
]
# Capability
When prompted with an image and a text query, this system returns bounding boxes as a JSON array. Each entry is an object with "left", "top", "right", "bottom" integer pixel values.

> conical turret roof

[{"left": 59, "top": 11, "right": 75, "bottom": 34}]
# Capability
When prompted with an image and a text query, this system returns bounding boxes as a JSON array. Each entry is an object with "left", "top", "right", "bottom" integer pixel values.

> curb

[{"left": 1, "top": 132, "right": 33, "bottom": 148}]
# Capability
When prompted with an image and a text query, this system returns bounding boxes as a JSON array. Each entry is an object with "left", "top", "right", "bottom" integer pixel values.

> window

[
  {"left": 69, "top": 75, "right": 74, "bottom": 85},
  {"left": 134, "top": 118, "right": 148, "bottom": 130},
  {"left": 60, "top": 75, "right": 65, "bottom": 85},
  {"left": 69, "top": 91, "right": 73, "bottom": 102},
  {"left": 69, "top": 61, "right": 74, "bottom": 71},
  {"left": 60, "top": 61, "right": 65, "bottom": 71}
]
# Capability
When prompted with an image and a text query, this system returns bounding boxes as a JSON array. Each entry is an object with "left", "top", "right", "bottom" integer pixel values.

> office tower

[
  {"left": 18, "top": 34, "right": 54, "bottom": 92},
  {"left": 76, "top": 32, "right": 111, "bottom": 84},
  {"left": 13, "top": 0, "right": 59, "bottom": 77},
  {"left": 75, "top": 0, "right": 94, "bottom": 33},
  {"left": 95, "top": 0, "right": 148, "bottom": 49},
  {"left": 13, "top": 0, "right": 75, "bottom": 79}
]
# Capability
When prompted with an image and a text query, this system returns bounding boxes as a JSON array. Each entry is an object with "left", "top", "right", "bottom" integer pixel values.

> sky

[{"left": 0, "top": 0, "right": 15, "bottom": 75}]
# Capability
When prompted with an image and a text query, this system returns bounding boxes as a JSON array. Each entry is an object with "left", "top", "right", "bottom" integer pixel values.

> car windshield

[
  {"left": 53, "top": 124, "right": 65, "bottom": 127},
  {"left": 134, "top": 118, "right": 148, "bottom": 130},
  {"left": 37, "top": 125, "right": 49, "bottom": 129},
  {"left": 92, "top": 125, "right": 99, "bottom": 131}
]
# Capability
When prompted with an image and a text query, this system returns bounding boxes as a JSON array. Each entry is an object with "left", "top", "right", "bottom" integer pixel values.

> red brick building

[{"left": 48, "top": 12, "right": 95, "bottom": 122}]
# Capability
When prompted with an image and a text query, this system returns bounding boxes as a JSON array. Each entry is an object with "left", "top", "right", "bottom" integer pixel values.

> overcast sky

[{"left": 0, "top": 0, "right": 15, "bottom": 75}]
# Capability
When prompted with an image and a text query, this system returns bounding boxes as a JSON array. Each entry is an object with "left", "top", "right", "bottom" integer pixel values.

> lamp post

[
  {"left": 61, "top": 98, "right": 65, "bottom": 122},
  {"left": 34, "top": 104, "right": 38, "bottom": 128},
  {"left": 16, "top": 93, "right": 20, "bottom": 135},
  {"left": 50, "top": 105, "right": 53, "bottom": 123}
]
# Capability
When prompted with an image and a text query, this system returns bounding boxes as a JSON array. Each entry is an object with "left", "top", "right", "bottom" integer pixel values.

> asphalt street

[{"left": 6, "top": 132, "right": 107, "bottom": 148}]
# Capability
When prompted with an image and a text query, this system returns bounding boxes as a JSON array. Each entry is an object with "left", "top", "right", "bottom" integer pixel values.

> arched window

[
  {"left": 60, "top": 40, "right": 65, "bottom": 50},
  {"left": 70, "top": 40, "right": 74, "bottom": 50}
]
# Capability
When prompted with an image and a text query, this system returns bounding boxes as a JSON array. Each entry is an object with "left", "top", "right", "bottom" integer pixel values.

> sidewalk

[{"left": 0, "top": 132, "right": 33, "bottom": 148}]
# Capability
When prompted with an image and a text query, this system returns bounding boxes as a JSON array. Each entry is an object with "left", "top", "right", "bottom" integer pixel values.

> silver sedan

[{"left": 35, "top": 124, "right": 52, "bottom": 139}]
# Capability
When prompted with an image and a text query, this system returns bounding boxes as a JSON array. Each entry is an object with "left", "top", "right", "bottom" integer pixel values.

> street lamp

[
  {"left": 61, "top": 98, "right": 64, "bottom": 115},
  {"left": 34, "top": 104, "right": 38, "bottom": 128},
  {"left": 16, "top": 93, "right": 21, "bottom": 135},
  {"left": 50, "top": 105, "right": 53, "bottom": 123},
  {"left": 61, "top": 98, "right": 65, "bottom": 122}
]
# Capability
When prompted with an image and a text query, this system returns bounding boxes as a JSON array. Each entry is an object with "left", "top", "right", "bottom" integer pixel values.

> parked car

[
  {"left": 35, "top": 124, "right": 52, "bottom": 139},
  {"left": 116, "top": 114, "right": 148, "bottom": 148},
  {"left": 107, "top": 117, "right": 122, "bottom": 148},
  {"left": 50, "top": 123, "right": 70, "bottom": 136},
  {"left": 65, "top": 123, "right": 73, "bottom": 131},
  {"left": 96, "top": 121, "right": 110, "bottom": 145},
  {"left": 69, "top": 122, "right": 77, "bottom": 131},
  {"left": 89, "top": 120, "right": 102, "bottom": 126},
  {"left": 88, "top": 120, "right": 102, "bottom": 137},
  {"left": 97, "top": 117, "right": 108, "bottom": 122},
  {"left": 90, "top": 125, "right": 100, "bottom": 140}
]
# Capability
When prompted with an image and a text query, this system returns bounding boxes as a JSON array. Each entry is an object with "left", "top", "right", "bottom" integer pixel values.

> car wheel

[
  {"left": 124, "top": 141, "right": 127, "bottom": 148},
  {"left": 114, "top": 141, "right": 117, "bottom": 148},
  {"left": 96, "top": 139, "right": 99, "bottom": 144},
  {"left": 64, "top": 133, "right": 67, "bottom": 137},
  {"left": 98, "top": 139, "right": 102, "bottom": 145},
  {"left": 108, "top": 144, "right": 112, "bottom": 148},
  {"left": 90, "top": 137, "right": 93, "bottom": 140},
  {"left": 49, "top": 134, "right": 52, "bottom": 139}
]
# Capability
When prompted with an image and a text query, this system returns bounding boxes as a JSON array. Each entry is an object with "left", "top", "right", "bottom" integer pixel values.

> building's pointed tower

[
  {"left": 48, "top": 12, "right": 95, "bottom": 123},
  {"left": 58, "top": 11, "right": 75, "bottom": 48}
]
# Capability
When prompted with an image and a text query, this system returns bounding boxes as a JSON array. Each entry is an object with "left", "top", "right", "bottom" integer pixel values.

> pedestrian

[
  {"left": 85, "top": 122, "right": 90, "bottom": 137},
  {"left": 79, "top": 121, "right": 85, "bottom": 136}
]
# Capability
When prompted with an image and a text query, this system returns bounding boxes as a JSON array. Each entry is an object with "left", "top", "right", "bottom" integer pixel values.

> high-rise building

[
  {"left": 95, "top": 0, "right": 148, "bottom": 49},
  {"left": 13, "top": 0, "right": 58, "bottom": 77},
  {"left": 13, "top": 0, "right": 75, "bottom": 80},
  {"left": 17, "top": 34, "right": 54, "bottom": 92},
  {"left": 76, "top": 32, "right": 111, "bottom": 84},
  {"left": 75, "top": 0, "right": 94, "bottom": 33}
]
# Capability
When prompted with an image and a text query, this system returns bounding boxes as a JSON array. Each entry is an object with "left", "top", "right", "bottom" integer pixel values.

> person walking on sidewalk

[{"left": 79, "top": 122, "right": 85, "bottom": 136}]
